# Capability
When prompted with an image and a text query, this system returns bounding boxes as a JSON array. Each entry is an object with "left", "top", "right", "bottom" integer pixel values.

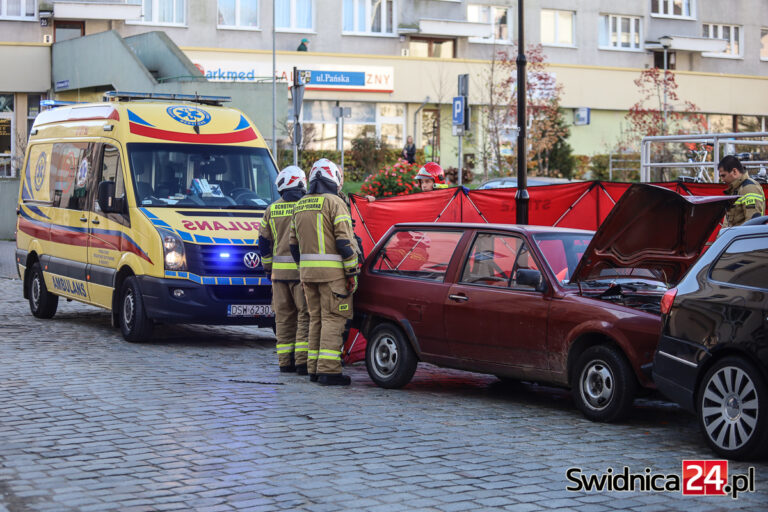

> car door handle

[
  {"left": 449, "top": 294, "right": 469, "bottom": 302},
  {"left": 79, "top": 216, "right": 88, "bottom": 222},
  {"left": 91, "top": 218, "right": 100, "bottom": 225}
]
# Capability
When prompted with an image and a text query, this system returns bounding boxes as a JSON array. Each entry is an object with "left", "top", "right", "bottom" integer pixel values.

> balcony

[
  {"left": 412, "top": 18, "right": 492, "bottom": 39},
  {"left": 52, "top": 0, "right": 141, "bottom": 21}
]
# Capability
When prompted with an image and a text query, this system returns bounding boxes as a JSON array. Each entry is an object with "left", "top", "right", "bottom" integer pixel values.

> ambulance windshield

[{"left": 127, "top": 143, "right": 279, "bottom": 208}]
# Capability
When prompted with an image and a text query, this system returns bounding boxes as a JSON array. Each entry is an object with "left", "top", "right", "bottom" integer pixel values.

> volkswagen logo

[{"left": 243, "top": 252, "right": 260, "bottom": 269}]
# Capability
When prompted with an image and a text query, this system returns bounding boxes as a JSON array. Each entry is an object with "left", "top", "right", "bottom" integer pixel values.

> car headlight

[{"left": 160, "top": 229, "right": 186, "bottom": 271}]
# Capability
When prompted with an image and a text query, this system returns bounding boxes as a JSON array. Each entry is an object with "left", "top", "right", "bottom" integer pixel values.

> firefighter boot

[{"left": 318, "top": 373, "right": 351, "bottom": 386}]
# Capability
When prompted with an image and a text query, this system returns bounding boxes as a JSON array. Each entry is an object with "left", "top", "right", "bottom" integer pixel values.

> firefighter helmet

[
  {"left": 415, "top": 162, "right": 445, "bottom": 184},
  {"left": 275, "top": 165, "right": 307, "bottom": 192},
  {"left": 309, "top": 158, "right": 343, "bottom": 187}
]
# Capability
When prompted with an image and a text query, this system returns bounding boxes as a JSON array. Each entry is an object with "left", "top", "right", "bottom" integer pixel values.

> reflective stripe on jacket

[
  {"left": 289, "top": 193, "right": 358, "bottom": 282},
  {"left": 724, "top": 175, "right": 766, "bottom": 228},
  {"left": 258, "top": 199, "right": 300, "bottom": 281}
]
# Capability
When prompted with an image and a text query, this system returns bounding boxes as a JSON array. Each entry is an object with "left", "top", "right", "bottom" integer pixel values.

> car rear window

[
  {"left": 710, "top": 236, "right": 768, "bottom": 289},
  {"left": 372, "top": 230, "right": 463, "bottom": 282}
]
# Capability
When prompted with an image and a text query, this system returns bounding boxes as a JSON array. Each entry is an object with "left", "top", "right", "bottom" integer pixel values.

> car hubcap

[
  {"left": 372, "top": 335, "right": 398, "bottom": 379},
  {"left": 581, "top": 360, "right": 614, "bottom": 410},
  {"left": 701, "top": 366, "right": 758, "bottom": 451},
  {"left": 31, "top": 276, "right": 41, "bottom": 309},
  {"left": 123, "top": 291, "right": 135, "bottom": 326}
]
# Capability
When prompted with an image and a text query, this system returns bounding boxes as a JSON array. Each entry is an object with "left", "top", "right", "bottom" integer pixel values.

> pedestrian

[
  {"left": 259, "top": 166, "right": 310, "bottom": 374},
  {"left": 290, "top": 159, "right": 359, "bottom": 386},
  {"left": 719, "top": 155, "right": 766, "bottom": 228},
  {"left": 401, "top": 135, "right": 416, "bottom": 164},
  {"left": 297, "top": 38, "right": 309, "bottom": 51},
  {"left": 414, "top": 162, "right": 447, "bottom": 192}
]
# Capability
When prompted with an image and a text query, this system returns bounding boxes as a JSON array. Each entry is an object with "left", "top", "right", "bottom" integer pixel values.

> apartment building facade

[{"left": 2, "top": 0, "right": 768, "bottom": 176}]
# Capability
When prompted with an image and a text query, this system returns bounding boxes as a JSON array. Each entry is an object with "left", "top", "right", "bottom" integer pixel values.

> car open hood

[{"left": 569, "top": 183, "right": 735, "bottom": 285}]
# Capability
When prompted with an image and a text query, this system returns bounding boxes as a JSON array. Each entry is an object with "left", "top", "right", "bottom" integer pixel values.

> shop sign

[{"left": 191, "top": 59, "right": 394, "bottom": 93}]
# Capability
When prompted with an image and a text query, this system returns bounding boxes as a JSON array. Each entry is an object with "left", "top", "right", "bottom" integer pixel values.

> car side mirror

[
  {"left": 516, "top": 269, "right": 546, "bottom": 292},
  {"left": 97, "top": 180, "right": 117, "bottom": 213}
]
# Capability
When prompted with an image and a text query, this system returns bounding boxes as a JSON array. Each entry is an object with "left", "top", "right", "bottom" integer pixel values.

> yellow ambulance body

[{"left": 16, "top": 95, "right": 279, "bottom": 341}]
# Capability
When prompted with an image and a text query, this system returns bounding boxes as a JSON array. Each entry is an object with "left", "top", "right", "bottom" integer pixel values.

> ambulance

[{"left": 15, "top": 92, "right": 279, "bottom": 341}]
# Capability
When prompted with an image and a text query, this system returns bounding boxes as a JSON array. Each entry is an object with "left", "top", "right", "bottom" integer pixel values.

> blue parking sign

[{"left": 452, "top": 96, "right": 465, "bottom": 126}]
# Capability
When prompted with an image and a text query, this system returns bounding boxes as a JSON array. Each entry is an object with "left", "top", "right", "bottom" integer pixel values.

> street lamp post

[
  {"left": 272, "top": 0, "right": 277, "bottom": 155},
  {"left": 515, "top": 0, "right": 528, "bottom": 224},
  {"left": 659, "top": 36, "right": 673, "bottom": 132}
]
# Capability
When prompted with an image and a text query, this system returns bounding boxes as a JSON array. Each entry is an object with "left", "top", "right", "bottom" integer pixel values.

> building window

[
  {"left": 599, "top": 14, "right": 641, "bottom": 50},
  {"left": 762, "top": 28, "right": 768, "bottom": 61},
  {"left": 218, "top": 0, "right": 259, "bottom": 28},
  {"left": 140, "top": 0, "right": 185, "bottom": 25},
  {"left": 302, "top": 101, "right": 405, "bottom": 151},
  {"left": 650, "top": 0, "right": 693, "bottom": 18},
  {"left": 409, "top": 37, "right": 455, "bottom": 58},
  {"left": 0, "top": 0, "right": 36, "bottom": 19},
  {"left": 343, "top": 0, "right": 395, "bottom": 35},
  {"left": 540, "top": 9, "right": 574, "bottom": 47},
  {"left": 276, "top": 0, "right": 313, "bottom": 31},
  {"left": 27, "top": 94, "right": 41, "bottom": 136},
  {"left": 468, "top": 4, "right": 512, "bottom": 43},
  {"left": 653, "top": 50, "right": 676, "bottom": 70},
  {"left": 702, "top": 23, "right": 741, "bottom": 57}
]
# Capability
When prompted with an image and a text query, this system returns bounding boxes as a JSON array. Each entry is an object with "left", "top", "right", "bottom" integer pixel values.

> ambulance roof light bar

[{"left": 103, "top": 91, "right": 232, "bottom": 106}]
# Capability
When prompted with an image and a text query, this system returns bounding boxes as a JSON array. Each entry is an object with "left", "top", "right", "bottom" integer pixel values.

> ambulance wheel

[
  {"left": 120, "top": 276, "right": 153, "bottom": 342},
  {"left": 365, "top": 322, "right": 417, "bottom": 389},
  {"left": 28, "top": 262, "right": 58, "bottom": 319}
]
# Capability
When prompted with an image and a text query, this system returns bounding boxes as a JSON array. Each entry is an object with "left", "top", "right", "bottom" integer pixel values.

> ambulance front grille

[{"left": 185, "top": 244, "right": 266, "bottom": 277}]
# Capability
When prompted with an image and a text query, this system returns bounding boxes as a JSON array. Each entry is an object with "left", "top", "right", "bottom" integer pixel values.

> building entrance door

[{"left": 421, "top": 109, "right": 440, "bottom": 163}]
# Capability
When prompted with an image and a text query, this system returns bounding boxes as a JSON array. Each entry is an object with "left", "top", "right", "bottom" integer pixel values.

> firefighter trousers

[
  {"left": 303, "top": 278, "right": 354, "bottom": 375},
  {"left": 272, "top": 280, "right": 309, "bottom": 367}
]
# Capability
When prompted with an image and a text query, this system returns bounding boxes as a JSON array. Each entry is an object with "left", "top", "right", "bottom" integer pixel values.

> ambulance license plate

[{"left": 227, "top": 304, "right": 274, "bottom": 317}]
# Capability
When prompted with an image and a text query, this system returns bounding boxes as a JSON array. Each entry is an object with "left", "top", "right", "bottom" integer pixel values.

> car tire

[
  {"left": 365, "top": 323, "right": 418, "bottom": 389},
  {"left": 27, "top": 262, "right": 58, "bottom": 319},
  {"left": 119, "top": 276, "right": 153, "bottom": 342},
  {"left": 697, "top": 356, "right": 768, "bottom": 460},
  {"left": 573, "top": 345, "right": 636, "bottom": 422}
]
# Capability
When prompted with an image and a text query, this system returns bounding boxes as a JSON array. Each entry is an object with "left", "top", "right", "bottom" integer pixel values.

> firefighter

[
  {"left": 719, "top": 155, "right": 766, "bottom": 228},
  {"left": 258, "top": 166, "right": 310, "bottom": 374},
  {"left": 289, "top": 158, "right": 359, "bottom": 386},
  {"left": 414, "top": 162, "right": 447, "bottom": 192}
]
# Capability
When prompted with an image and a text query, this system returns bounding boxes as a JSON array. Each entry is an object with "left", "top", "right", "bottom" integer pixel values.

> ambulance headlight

[{"left": 160, "top": 230, "right": 187, "bottom": 271}]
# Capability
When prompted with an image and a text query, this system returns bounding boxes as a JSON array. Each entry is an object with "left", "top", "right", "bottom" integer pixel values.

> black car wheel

[
  {"left": 698, "top": 357, "right": 768, "bottom": 460},
  {"left": 573, "top": 345, "right": 636, "bottom": 422},
  {"left": 120, "top": 276, "right": 154, "bottom": 342},
  {"left": 27, "top": 262, "right": 58, "bottom": 319},
  {"left": 365, "top": 323, "right": 418, "bottom": 389}
]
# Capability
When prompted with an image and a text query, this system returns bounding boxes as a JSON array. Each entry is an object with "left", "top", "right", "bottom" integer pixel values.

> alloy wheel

[
  {"left": 123, "top": 290, "right": 135, "bottom": 327},
  {"left": 31, "top": 275, "right": 41, "bottom": 310},
  {"left": 701, "top": 366, "right": 759, "bottom": 452}
]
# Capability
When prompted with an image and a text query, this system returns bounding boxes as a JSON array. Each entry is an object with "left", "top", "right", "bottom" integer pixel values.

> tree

[
  {"left": 623, "top": 67, "right": 706, "bottom": 148},
  {"left": 481, "top": 44, "right": 570, "bottom": 178}
]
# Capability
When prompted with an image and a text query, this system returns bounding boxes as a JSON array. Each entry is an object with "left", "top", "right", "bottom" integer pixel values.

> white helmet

[
  {"left": 309, "top": 158, "right": 342, "bottom": 187},
  {"left": 275, "top": 165, "right": 306, "bottom": 192}
]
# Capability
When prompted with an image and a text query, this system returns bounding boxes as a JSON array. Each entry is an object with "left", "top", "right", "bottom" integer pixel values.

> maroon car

[{"left": 354, "top": 184, "right": 733, "bottom": 422}]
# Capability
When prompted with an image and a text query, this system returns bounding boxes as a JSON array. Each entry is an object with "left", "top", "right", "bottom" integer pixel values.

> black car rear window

[{"left": 710, "top": 236, "right": 768, "bottom": 290}]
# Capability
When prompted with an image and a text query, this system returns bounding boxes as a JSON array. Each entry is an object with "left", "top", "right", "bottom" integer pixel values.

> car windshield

[
  {"left": 533, "top": 233, "right": 593, "bottom": 284},
  {"left": 127, "top": 143, "right": 278, "bottom": 208}
]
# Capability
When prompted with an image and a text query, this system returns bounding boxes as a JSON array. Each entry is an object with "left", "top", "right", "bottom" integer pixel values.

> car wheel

[
  {"left": 573, "top": 345, "right": 636, "bottom": 422},
  {"left": 120, "top": 276, "right": 153, "bottom": 342},
  {"left": 27, "top": 262, "right": 58, "bottom": 319},
  {"left": 365, "top": 323, "right": 418, "bottom": 389},
  {"left": 697, "top": 357, "right": 768, "bottom": 460}
]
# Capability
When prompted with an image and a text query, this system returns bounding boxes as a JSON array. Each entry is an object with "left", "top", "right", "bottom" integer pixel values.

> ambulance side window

[
  {"left": 93, "top": 144, "right": 129, "bottom": 226},
  {"left": 50, "top": 142, "right": 97, "bottom": 211}
]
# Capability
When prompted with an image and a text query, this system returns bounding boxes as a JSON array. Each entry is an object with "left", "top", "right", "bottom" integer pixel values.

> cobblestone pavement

[
  {"left": 0, "top": 241, "right": 18, "bottom": 280},
  {"left": 1, "top": 271, "right": 766, "bottom": 511}
]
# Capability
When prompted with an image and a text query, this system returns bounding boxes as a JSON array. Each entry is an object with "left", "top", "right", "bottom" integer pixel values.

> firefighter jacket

[
  {"left": 289, "top": 193, "right": 359, "bottom": 283},
  {"left": 724, "top": 173, "right": 766, "bottom": 227},
  {"left": 258, "top": 199, "right": 300, "bottom": 281}
]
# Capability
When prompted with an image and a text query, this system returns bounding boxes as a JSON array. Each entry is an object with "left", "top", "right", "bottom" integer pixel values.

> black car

[{"left": 653, "top": 218, "right": 768, "bottom": 460}]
